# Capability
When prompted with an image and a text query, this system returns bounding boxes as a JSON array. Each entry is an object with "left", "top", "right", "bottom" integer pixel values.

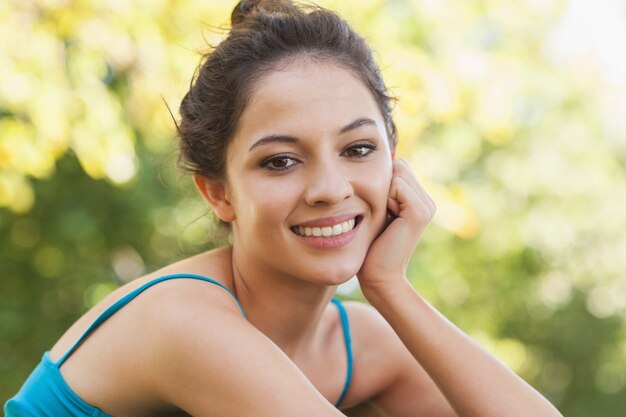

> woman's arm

[
  {"left": 364, "top": 281, "right": 560, "bottom": 417},
  {"left": 343, "top": 302, "right": 457, "bottom": 417},
  {"left": 149, "top": 283, "right": 346, "bottom": 417},
  {"left": 357, "top": 159, "right": 563, "bottom": 417}
]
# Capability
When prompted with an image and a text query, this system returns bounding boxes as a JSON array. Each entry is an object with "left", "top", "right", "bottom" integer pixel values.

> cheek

[
  {"left": 230, "top": 177, "right": 298, "bottom": 227},
  {"left": 371, "top": 159, "right": 393, "bottom": 199},
  {"left": 356, "top": 163, "right": 392, "bottom": 217}
]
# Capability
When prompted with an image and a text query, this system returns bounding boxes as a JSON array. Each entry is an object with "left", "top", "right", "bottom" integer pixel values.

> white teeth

[{"left": 293, "top": 218, "right": 357, "bottom": 237}]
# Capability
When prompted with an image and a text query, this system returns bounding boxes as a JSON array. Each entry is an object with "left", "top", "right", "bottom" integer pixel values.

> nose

[{"left": 303, "top": 159, "right": 353, "bottom": 206}]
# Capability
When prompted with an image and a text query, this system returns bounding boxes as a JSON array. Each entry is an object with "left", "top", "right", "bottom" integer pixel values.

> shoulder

[
  {"left": 138, "top": 279, "right": 249, "bottom": 408},
  {"left": 336, "top": 301, "right": 407, "bottom": 403},
  {"left": 342, "top": 300, "right": 403, "bottom": 356},
  {"left": 135, "top": 247, "right": 242, "bottom": 319},
  {"left": 138, "top": 273, "right": 245, "bottom": 349},
  {"left": 145, "top": 286, "right": 342, "bottom": 415},
  {"left": 115, "top": 256, "right": 243, "bottom": 335},
  {"left": 111, "top": 249, "right": 246, "bottom": 374},
  {"left": 48, "top": 249, "right": 238, "bottom": 362},
  {"left": 145, "top": 276, "right": 249, "bottom": 361},
  {"left": 340, "top": 300, "right": 455, "bottom": 417}
]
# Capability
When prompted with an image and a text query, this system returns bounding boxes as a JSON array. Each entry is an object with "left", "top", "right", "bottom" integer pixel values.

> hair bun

[{"left": 231, "top": 0, "right": 290, "bottom": 27}]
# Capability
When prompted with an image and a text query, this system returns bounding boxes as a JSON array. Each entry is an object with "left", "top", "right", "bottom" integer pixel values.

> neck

[{"left": 229, "top": 246, "right": 337, "bottom": 360}]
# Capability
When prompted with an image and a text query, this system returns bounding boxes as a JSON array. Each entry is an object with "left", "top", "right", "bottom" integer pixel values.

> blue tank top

[{"left": 4, "top": 273, "right": 354, "bottom": 416}]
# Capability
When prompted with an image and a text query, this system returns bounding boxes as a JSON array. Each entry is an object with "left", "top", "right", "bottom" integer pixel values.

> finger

[
  {"left": 390, "top": 168, "right": 432, "bottom": 217},
  {"left": 392, "top": 158, "right": 416, "bottom": 183},
  {"left": 391, "top": 176, "right": 435, "bottom": 225},
  {"left": 397, "top": 177, "right": 435, "bottom": 224},
  {"left": 393, "top": 159, "right": 436, "bottom": 214},
  {"left": 387, "top": 177, "right": 401, "bottom": 216},
  {"left": 387, "top": 197, "right": 400, "bottom": 217}
]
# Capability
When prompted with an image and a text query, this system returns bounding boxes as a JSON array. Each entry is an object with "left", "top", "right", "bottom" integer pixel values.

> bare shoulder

[
  {"left": 147, "top": 284, "right": 343, "bottom": 416},
  {"left": 336, "top": 300, "right": 405, "bottom": 408},
  {"left": 142, "top": 273, "right": 242, "bottom": 320},
  {"left": 342, "top": 301, "right": 393, "bottom": 336},
  {"left": 340, "top": 300, "right": 455, "bottom": 417},
  {"left": 142, "top": 246, "right": 234, "bottom": 284},
  {"left": 49, "top": 248, "right": 235, "bottom": 361},
  {"left": 342, "top": 300, "right": 417, "bottom": 366},
  {"left": 342, "top": 300, "right": 406, "bottom": 360},
  {"left": 120, "top": 247, "right": 242, "bottom": 326}
]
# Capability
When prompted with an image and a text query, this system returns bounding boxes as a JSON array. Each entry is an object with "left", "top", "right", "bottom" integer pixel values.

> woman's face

[{"left": 224, "top": 59, "right": 393, "bottom": 285}]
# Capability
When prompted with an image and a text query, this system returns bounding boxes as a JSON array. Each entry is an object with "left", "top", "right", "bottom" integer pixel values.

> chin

[{"left": 310, "top": 262, "right": 361, "bottom": 287}]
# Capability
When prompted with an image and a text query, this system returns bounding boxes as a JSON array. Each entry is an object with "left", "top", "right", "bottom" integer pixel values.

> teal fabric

[
  {"left": 4, "top": 273, "right": 353, "bottom": 415},
  {"left": 4, "top": 351, "right": 112, "bottom": 417},
  {"left": 331, "top": 298, "right": 353, "bottom": 409}
]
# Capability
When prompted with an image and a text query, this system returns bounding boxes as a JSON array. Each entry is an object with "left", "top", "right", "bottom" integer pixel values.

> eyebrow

[
  {"left": 248, "top": 135, "right": 298, "bottom": 152},
  {"left": 338, "top": 117, "right": 377, "bottom": 134},
  {"left": 248, "top": 117, "right": 378, "bottom": 152}
]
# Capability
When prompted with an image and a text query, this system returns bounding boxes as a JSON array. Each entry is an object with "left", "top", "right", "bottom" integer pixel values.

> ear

[{"left": 194, "top": 175, "right": 236, "bottom": 222}]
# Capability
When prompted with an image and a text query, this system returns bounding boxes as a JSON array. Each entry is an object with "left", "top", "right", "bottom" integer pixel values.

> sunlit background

[{"left": 1, "top": 0, "right": 626, "bottom": 414}]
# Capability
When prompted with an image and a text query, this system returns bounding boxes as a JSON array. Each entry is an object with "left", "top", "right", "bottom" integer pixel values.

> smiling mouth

[{"left": 291, "top": 216, "right": 360, "bottom": 237}]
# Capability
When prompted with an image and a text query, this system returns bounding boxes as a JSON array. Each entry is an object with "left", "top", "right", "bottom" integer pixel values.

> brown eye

[
  {"left": 260, "top": 156, "right": 298, "bottom": 171},
  {"left": 344, "top": 144, "right": 377, "bottom": 157}
]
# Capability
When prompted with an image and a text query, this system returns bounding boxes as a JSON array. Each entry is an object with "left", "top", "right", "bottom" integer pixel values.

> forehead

[
  {"left": 232, "top": 59, "right": 385, "bottom": 149},
  {"left": 250, "top": 58, "right": 374, "bottom": 105}
]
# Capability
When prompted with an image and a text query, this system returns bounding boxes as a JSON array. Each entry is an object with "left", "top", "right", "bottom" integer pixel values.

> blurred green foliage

[{"left": 2, "top": 0, "right": 626, "bottom": 414}]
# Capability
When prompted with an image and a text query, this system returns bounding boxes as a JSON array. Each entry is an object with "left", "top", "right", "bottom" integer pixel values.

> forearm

[{"left": 363, "top": 279, "right": 563, "bottom": 417}]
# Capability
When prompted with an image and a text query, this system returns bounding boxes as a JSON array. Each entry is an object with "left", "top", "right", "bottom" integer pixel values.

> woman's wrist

[{"left": 360, "top": 275, "right": 414, "bottom": 309}]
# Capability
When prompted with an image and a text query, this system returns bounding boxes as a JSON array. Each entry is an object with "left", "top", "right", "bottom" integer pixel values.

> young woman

[{"left": 5, "top": 1, "right": 563, "bottom": 416}]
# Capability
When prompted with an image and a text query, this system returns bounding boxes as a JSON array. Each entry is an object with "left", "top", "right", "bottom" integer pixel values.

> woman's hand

[
  {"left": 357, "top": 158, "right": 436, "bottom": 296},
  {"left": 355, "top": 160, "right": 564, "bottom": 417}
]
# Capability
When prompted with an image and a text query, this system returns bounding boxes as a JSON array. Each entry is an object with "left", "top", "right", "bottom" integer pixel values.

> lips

[
  {"left": 290, "top": 214, "right": 362, "bottom": 236},
  {"left": 292, "top": 218, "right": 356, "bottom": 237},
  {"left": 289, "top": 215, "right": 362, "bottom": 249}
]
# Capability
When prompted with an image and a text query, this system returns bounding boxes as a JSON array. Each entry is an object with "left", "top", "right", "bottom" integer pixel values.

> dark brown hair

[{"left": 178, "top": 0, "right": 397, "bottom": 180}]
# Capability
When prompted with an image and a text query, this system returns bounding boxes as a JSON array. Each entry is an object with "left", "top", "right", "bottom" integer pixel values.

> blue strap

[
  {"left": 331, "top": 298, "right": 353, "bottom": 409},
  {"left": 57, "top": 273, "right": 246, "bottom": 366}
]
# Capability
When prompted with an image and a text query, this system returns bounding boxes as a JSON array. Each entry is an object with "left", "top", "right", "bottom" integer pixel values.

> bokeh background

[{"left": 1, "top": 0, "right": 626, "bottom": 414}]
